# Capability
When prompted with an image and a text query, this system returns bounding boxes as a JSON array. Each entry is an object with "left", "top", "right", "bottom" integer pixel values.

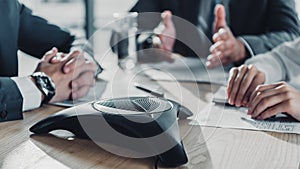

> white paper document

[
  {"left": 142, "top": 57, "right": 230, "bottom": 85},
  {"left": 193, "top": 104, "right": 300, "bottom": 134}
]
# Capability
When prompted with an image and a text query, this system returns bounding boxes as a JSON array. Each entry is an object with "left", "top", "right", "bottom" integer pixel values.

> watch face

[
  {"left": 32, "top": 72, "right": 56, "bottom": 103},
  {"left": 41, "top": 76, "right": 55, "bottom": 91}
]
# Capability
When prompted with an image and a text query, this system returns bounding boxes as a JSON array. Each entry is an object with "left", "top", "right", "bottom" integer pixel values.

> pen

[
  {"left": 212, "top": 98, "right": 236, "bottom": 107},
  {"left": 134, "top": 83, "right": 164, "bottom": 97},
  {"left": 241, "top": 117, "right": 257, "bottom": 124}
]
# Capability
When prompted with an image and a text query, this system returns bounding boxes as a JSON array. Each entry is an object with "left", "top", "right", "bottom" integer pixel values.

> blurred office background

[
  {"left": 19, "top": 0, "right": 300, "bottom": 38},
  {"left": 19, "top": 0, "right": 137, "bottom": 38},
  {"left": 17, "top": 0, "right": 300, "bottom": 75}
]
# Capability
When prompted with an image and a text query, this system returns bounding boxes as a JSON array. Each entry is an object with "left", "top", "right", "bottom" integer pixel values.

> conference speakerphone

[{"left": 30, "top": 97, "right": 193, "bottom": 168}]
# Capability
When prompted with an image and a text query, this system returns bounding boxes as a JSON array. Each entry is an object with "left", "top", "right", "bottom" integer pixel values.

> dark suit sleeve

[
  {"left": 18, "top": 3, "right": 75, "bottom": 59},
  {"left": 0, "top": 78, "right": 23, "bottom": 123},
  {"left": 130, "top": 0, "right": 162, "bottom": 13},
  {"left": 130, "top": 0, "right": 164, "bottom": 31},
  {"left": 240, "top": 0, "right": 300, "bottom": 55}
]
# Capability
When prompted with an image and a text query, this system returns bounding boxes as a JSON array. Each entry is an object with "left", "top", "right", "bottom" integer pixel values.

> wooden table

[{"left": 1, "top": 55, "right": 300, "bottom": 169}]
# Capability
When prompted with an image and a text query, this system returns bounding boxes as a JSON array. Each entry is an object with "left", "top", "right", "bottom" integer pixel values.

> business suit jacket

[
  {"left": 246, "top": 37, "right": 300, "bottom": 87},
  {"left": 130, "top": 0, "right": 300, "bottom": 57},
  {"left": 0, "top": 0, "right": 74, "bottom": 122}
]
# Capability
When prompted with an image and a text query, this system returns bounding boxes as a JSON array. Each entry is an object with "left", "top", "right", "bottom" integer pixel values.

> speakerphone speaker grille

[{"left": 96, "top": 97, "right": 172, "bottom": 113}]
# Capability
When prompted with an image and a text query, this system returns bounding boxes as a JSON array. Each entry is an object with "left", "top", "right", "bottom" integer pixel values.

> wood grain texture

[
  {"left": 1, "top": 81, "right": 299, "bottom": 169},
  {"left": 1, "top": 55, "right": 300, "bottom": 168}
]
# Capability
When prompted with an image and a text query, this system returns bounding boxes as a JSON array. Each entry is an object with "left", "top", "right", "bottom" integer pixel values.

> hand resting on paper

[
  {"left": 227, "top": 65, "right": 300, "bottom": 121},
  {"left": 247, "top": 82, "right": 300, "bottom": 121}
]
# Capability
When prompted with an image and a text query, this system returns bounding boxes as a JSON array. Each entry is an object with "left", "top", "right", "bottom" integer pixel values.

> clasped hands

[{"left": 34, "top": 47, "right": 99, "bottom": 103}]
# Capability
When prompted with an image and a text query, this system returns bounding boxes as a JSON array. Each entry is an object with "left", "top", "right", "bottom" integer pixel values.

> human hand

[
  {"left": 206, "top": 4, "right": 246, "bottom": 69},
  {"left": 34, "top": 48, "right": 78, "bottom": 102},
  {"left": 51, "top": 49, "right": 99, "bottom": 100},
  {"left": 140, "top": 10, "right": 176, "bottom": 63},
  {"left": 227, "top": 65, "right": 265, "bottom": 107},
  {"left": 158, "top": 10, "right": 176, "bottom": 52},
  {"left": 248, "top": 82, "right": 300, "bottom": 121}
]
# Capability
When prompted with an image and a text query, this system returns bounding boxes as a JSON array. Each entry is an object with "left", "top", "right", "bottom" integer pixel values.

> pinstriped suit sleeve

[{"left": 240, "top": 0, "right": 300, "bottom": 56}]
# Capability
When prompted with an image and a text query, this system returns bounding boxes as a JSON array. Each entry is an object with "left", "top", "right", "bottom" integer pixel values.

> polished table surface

[{"left": 1, "top": 54, "right": 300, "bottom": 169}]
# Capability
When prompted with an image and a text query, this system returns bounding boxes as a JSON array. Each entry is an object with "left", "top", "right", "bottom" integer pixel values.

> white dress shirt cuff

[{"left": 11, "top": 77, "right": 42, "bottom": 112}]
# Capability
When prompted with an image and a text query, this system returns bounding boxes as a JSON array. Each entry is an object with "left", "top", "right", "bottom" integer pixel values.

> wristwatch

[{"left": 31, "top": 72, "right": 56, "bottom": 104}]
